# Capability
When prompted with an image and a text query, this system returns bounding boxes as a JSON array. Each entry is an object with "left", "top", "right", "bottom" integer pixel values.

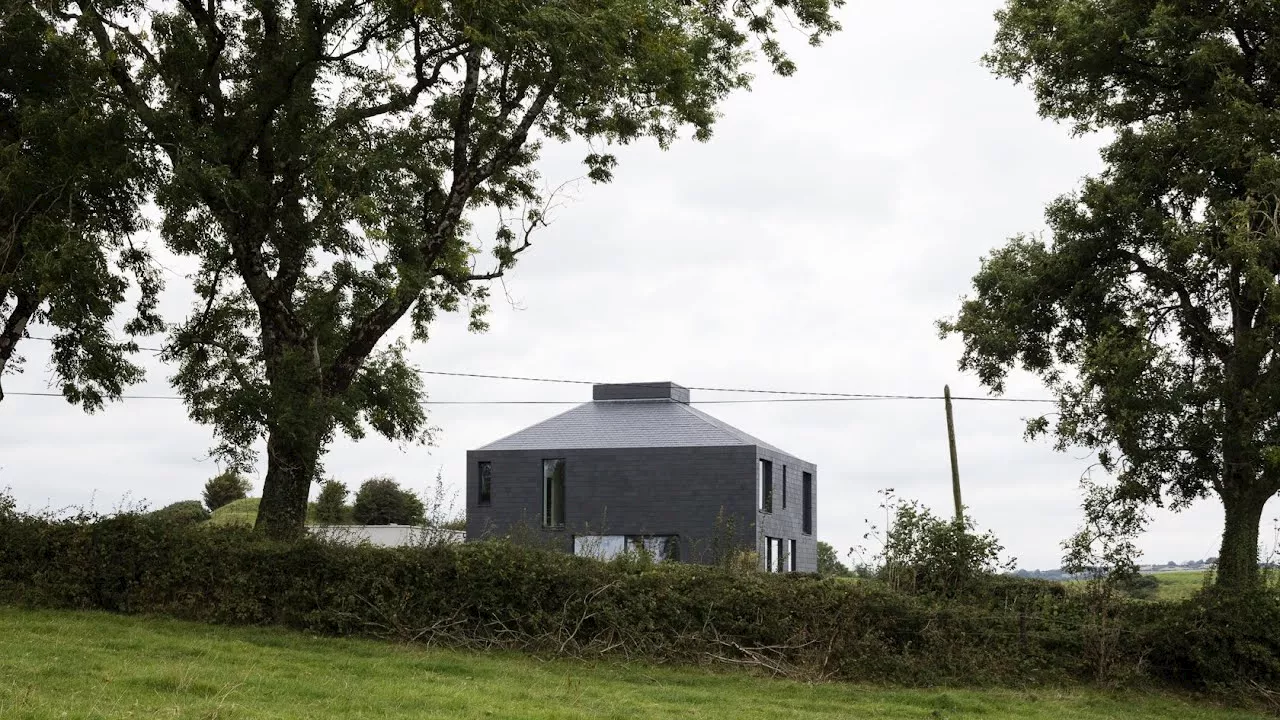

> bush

[
  {"left": 149, "top": 501, "right": 210, "bottom": 526},
  {"left": 352, "top": 477, "right": 424, "bottom": 526},
  {"left": 203, "top": 472, "right": 252, "bottom": 512},
  {"left": 878, "top": 501, "right": 1012, "bottom": 597},
  {"left": 314, "top": 480, "right": 349, "bottom": 524},
  {"left": 1118, "top": 573, "right": 1161, "bottom": 600},
  {"left": 1148, "top": 588, "right": 1280, "bottom": 694}
]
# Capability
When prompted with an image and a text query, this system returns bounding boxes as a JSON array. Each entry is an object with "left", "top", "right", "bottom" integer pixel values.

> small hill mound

[
  {"left": 207, "top": 498, "right": 260, "bottom": 527},
  {"left": 206, "top": 498, "right": 324, "bottom": 527}
]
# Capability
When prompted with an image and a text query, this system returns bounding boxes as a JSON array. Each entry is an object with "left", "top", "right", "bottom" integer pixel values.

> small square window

[{"left": 477, "top": 462, "right": 492, "bottom": 506}]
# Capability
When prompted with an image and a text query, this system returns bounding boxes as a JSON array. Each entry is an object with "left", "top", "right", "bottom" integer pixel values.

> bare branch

[
  {"left": 327, "top": 41, "right": 470, "bottom": 131},
  {"left": 1122, "top": 249, "right": 1230, "bottom": 361}
]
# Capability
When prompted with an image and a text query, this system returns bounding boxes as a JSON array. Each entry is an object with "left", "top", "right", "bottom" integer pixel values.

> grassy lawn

[{"left": 0, "top": 608, "right": 1266, "bottom": 719}]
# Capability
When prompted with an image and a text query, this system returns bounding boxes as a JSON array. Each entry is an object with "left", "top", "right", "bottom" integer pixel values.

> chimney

[{"left": 592, "top": 381, "right": 689, "bottom": 404}]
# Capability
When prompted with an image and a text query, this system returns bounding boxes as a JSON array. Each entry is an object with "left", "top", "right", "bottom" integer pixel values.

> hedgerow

[{"left": 0, "top": 506, "right": 1274, "bottom": 704}]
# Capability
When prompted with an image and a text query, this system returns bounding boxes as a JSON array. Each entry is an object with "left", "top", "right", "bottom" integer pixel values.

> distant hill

[{"left": 1011, "top": 558, "right": 1226, "bottom": 582}]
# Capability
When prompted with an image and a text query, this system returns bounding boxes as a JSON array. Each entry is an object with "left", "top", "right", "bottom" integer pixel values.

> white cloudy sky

[{"left": 4, "top": 0, "right": 1276, "bottom": 569}]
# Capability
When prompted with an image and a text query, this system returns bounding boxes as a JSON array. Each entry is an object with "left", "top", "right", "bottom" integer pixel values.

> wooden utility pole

[{"left": 944, "top": 384, "right": 963, "bottom": 524}]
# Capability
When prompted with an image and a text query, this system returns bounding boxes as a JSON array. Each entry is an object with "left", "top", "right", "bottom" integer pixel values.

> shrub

[
  {"left": 437, "top": 515, "right": 466, "bottom": 531},
  {"left": 203, "top": 472, "right": 252, "bottom": 512},
  {"left": 878, "top": 500, "right": 1012, "bottom": 596},
  {"left": 314, "top": 480, "right": 349, "bottom": 524},
  {"left": 352, "top": 477, "right": 424, "bottom": 525},
  {"left": 149, "top": 501, "right": 210, "bottom": 526},
  {"left": 1118, "top": 573, "right": 1161, "bottom": 600},
  {"left": 1148, "top": 588, "right": 1280, "bottom": 695}
]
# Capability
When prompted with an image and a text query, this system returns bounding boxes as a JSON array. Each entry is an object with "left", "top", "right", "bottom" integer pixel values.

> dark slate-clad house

[{"left": 465, "top": 381, "right": 817, "bottom": 572}]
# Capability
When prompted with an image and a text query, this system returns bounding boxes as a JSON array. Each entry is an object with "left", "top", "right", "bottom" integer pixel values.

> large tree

[
  {"left": 943, "top": 0, "right": 1280, "bottom": 590},
  {"left": 0, "top": 2, "right": 160, "bottom": 407},
  {"left": 64, "top": 0, "right": 842, "bottom": 538}
]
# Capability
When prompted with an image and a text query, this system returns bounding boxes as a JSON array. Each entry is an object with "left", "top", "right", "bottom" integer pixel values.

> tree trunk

[
  {"left": 253, "top": 332, "right": 327, "bottom": 540},
  {"left": 255, "top": 425, "right": 323, "bottom": 539},
  {"left": 1215, "top": 489, "right": 1267, "bottom": 591},
  {"left": 0, "top": 291, "right": 39, "bottom": 403}
]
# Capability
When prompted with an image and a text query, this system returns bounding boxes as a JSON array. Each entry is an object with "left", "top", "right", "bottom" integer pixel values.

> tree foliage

[
  {"left": 203, "top": 471, "right": 252, "bottom": 512},
  {"left": 942, "top": 0, "right": 1280, "bottom": 591},
  {"left": 351, "top": 476, "right": 424, "bottom": 526},
  {"left": 0, "top": 2, "right": 161, "bottom": 407},
  {"left": 61, "top": 0, "right": 842, "bottom": 538},
  {"left": 313, "top": 479, "right": 348, "bottom": 524},
  {"left": 816, "top": 540, "right": 851, "bottom": 577}
]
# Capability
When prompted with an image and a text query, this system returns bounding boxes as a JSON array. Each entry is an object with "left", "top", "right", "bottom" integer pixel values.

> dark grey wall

[
  {"left": 754, "top": 447, "right": 818, "bottom": 572},
  {"left": 591, "top": 382, "right": 690, "bottom": 403},
  {"left": 465, "top": 445, "right": 757, "bottom": 563}
]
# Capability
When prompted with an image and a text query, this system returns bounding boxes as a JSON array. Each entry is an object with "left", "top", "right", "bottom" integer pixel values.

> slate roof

[{"left": 476, "top": 399, "right": 790, "bottom": 455}]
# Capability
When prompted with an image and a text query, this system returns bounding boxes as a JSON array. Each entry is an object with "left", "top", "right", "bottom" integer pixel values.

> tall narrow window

[
  {"left": 758, "top": 459, "right": 773, "bottom": 513},
  {"left": 781, "top": 466, "right": 788, "bottom": 508},
  {"left": 766, "top": 537, "right": 784, "bottom": 573},
  {"left": 477, "top": 461, "right": 492, "bottom": 505},
  {"left": 802, "top": 471, "right": 813, "bottom": 535},
  {"left": 789, "top": 539, "right": 797, "bottom": 572},
  {"left": 543, "top": 459, "right": 565, "bottom": 528}
]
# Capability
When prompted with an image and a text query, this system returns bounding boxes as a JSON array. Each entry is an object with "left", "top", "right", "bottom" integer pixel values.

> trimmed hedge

[{"left": 0, "top": 511, "right": 1274, "bottom": 696}]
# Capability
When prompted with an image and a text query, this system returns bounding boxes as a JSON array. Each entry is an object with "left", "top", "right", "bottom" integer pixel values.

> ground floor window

[
  {"left": 766, "top": 536, "right": 785, "bottom": 573},
  {"left": 573, "top": 534, "right": 679, "bottom": 562},
  {"left": 788, "top": 539, "right": 797, "bottom": 572}
]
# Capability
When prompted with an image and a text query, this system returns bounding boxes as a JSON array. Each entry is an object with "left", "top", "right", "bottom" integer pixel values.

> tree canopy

[
  {"left": 352, "top": 476, "right": 424, "bottom": 526},
  {"left": 0, "top": 2, "right": 161, "bottom": 407},
  {"left": 943, "top": 0, "right": 1280, "bottom": 590},
  {"left": 62, "top": 0, "right": 843, "bottom": 538}
]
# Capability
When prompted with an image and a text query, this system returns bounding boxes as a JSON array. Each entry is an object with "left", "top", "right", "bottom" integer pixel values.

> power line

[
  {"left": 1, "top": 391, "right": 1008, "bottom": 405},
  {"left": 18, "top": 335, "right": 1056, "bottom": 404}
]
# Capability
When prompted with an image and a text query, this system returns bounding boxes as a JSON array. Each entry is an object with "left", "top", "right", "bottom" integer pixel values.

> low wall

[{"left": 308, "top": 524, "right": 464, "bottom": 547}]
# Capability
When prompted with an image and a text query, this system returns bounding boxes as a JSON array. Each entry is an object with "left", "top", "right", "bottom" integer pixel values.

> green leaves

[
  {"left": 73, "top": 0, "right": 840, "bottom": 533},
  {"left": 0, "top": 4, "right": 159, "bottom": 409},
  {"left": 952, "top": 0, "right": 1280, "bottom": 589}
]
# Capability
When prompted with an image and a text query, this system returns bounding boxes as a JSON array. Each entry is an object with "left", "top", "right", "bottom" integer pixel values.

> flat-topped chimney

[{"left": 592, "top": 381, "right": 689, "bottom": 404}]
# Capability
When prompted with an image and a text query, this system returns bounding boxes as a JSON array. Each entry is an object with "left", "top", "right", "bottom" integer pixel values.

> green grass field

[
  {"left": 1061, "top": 570, "right": 1213, "bottom": 601},
  {"left": 1147, "top": 570, "right": 1215, "bottom": 601},
  {"left": 0, "top": 608, "right": 1266, "bottom": 719}
]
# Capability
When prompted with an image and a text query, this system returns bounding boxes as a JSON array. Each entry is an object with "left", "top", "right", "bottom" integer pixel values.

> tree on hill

[
  {"left": 352, "top": 477, "right": 424, "bottom": 526},
  {"left": 203, "top": 471, "right": 252, "bottom": 512},
  {"left": 943, "top": 0, "right": 1280, "bottom": 591},
  {"left": 60, "top": 0, "right": 843, "bottom": 539},
  {"left": 0, "top": 2, "right": 161, "bottom": 407}
]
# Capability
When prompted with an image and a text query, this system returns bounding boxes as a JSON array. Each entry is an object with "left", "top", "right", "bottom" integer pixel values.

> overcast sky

[{"left": 4, "top": 0, "right": 1276, "bottom": 570}]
